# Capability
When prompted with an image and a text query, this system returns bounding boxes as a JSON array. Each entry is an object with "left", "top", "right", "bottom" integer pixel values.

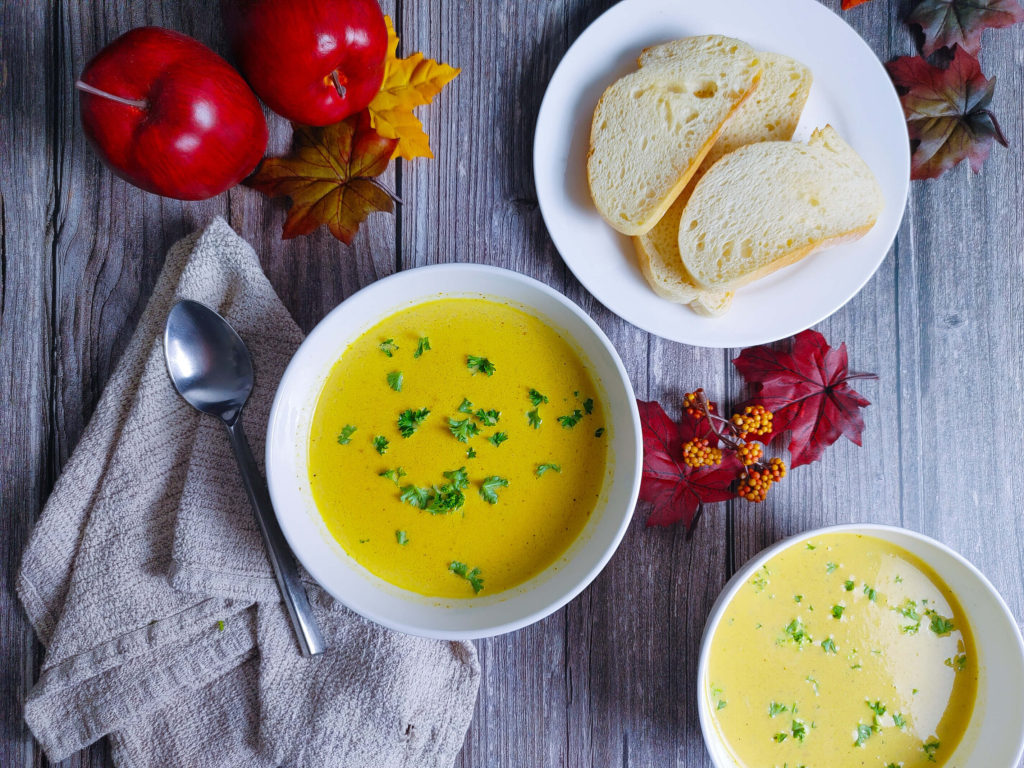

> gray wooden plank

[{"left": 0, "top": 7, "right": 54, "bottom": 768}]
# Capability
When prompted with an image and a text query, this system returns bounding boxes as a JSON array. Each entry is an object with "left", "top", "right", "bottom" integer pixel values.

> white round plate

[{"left": 534, "top": 0, "right": 910, "bottom": 347}]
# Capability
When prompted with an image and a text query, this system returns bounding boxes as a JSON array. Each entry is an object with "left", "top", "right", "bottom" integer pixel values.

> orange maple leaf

[
  {"left": 245, "top": 111, "right": 398, "bottom": 244},
  {"left": 368, "top": 16, "right": 460, "bottom": 160}
]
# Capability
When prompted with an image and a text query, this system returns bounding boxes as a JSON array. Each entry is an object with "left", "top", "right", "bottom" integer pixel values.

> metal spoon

[{"left": 163, "top": 299, "right": 326, "bottom": 657}]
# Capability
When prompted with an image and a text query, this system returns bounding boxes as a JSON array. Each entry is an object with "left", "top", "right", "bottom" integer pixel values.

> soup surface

[
  {"left": 308, "top": 298, "right": 609, "bottom": 598},
  {"left": 707, "top": 533, "right": 977, "bottom": 768}
]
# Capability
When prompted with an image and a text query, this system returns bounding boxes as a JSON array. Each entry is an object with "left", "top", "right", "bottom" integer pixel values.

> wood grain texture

[{"left": 1, "top": 0, "right": 1022, "bottom": 766}]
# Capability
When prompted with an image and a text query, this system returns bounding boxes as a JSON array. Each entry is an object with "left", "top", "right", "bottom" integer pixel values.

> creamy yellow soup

[
  {"left": 707, "top": 533, "right": 977, "bottom": 768},
  {"left": 307, "top": 298, "right": 609, "bottom": 598}
]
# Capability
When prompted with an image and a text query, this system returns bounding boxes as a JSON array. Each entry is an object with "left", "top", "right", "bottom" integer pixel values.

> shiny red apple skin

[
  {"left": 221, "top": 0, "right": 388, "bottom": 127},
  {"left": 78, "top": 27, "right": 268, "bottom": 201}
]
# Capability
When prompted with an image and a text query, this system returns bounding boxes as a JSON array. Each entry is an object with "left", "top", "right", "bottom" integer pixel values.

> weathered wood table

[{"left": 2, "top": 1, "right": 1022, "bottom": 766}]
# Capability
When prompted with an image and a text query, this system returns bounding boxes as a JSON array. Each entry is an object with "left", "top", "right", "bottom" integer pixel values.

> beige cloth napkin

[{"left": 17, "top": 217, "right": 480, "bottom": 768}]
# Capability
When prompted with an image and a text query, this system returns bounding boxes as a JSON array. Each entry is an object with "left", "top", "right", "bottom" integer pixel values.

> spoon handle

[{"left": 224, "top": 418, "right": 327, "bottom": 657}]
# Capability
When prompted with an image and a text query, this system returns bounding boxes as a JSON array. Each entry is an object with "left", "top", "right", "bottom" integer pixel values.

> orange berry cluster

[
  {"left": 682, "top": 437, "right": 723, "bottom": 468},
  {"left": 731, "top": 405, "right": 773, "bottom": 438},
  {"left": 737, "top": 457, "right": 788, "bottom": 502},
  {"left": 736, "top": 441, "right": 763, "bottom": 466},
  {"left": 683, "top": 388, "right": 716, "bottom": 419}
]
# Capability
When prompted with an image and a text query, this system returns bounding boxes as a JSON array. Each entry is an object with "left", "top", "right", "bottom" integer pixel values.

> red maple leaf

[
  {"left": 908, "top": 0, "right": 1024, "bottom": 56},
  {"left": 638, "top": 399, "right": 742, "bottom": 532},
  {"left": 887, "top": 47, "right": 1009, "bottom": 180},
  {"left": 841, "top": 0, "right": 874, "bottom": 9},
  {"left": 732, "top": 330, "right": 877, "bottom": 469}
]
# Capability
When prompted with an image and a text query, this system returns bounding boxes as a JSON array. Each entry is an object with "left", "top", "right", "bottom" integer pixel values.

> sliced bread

[
  {"left": 679, "top": 125, "right": 884, "bottom": 291},
  {"left": 633, "top": 51, "right": 811, "bottom": 315},
  {"left": 587, "top": 35, "right": 762, "bottom": 236}
]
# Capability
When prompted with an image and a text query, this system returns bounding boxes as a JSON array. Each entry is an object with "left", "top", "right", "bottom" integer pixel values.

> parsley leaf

[
  {"left": 526, "top": 409, "right": 542, "bottom": 429},
  {"left": 427, "top": 483, "right": 465, "bottom": 515},
  {"left": 488, "top": 432, "right": 508, "bottom": 447},
  {"left": 399, "top": 485, "right": 431, "bottom": 509},
  {"left": 594, "top": 427, "right": 605, "bottom": 437},
  {"left": 448, "top": 417, "right": 480, "bottom": 443},
  {"left": 337, "top": 424, "right": 357, "bottom": 445},
  {"left": 844, "top": 579, "right": 856, "bottom": 591},
  {"left": 768, "top": 702, "right": 788, "bottom": 718},
  {"left": 927, "top": 610, "right": 955, "bottom": 636},
  {"left": 536, "top": 462, "right": 561, "bottom": 477},
  {"left": 773, "top": 732, "right": 788, "bottom": 743},
  {"left": 379, "top": 338, "right": 399, "bottom": 357},
  {"left": 479, "top": 476, "right": 509, "bottom": 504},
  {"left": 855, "top": 723, "right": 872, "bottom": 747},
  {"left": 863, "top": 584, "right": 878, "bottom": 602},
  {"left": 832, "top": 604, "right": 845, "bottom": 619},
  {"left": 944, "top": 653, "right": 968, "bottom": 671},
  {"left": 466, "top": 355, "right": 495, "bottom": 376},
  {"left": 387, "top": 370, "right": 403, "bottom": 392},
  {"left": 442, "top": 467, "right": 470, "bottom": 490},
  {"left": 821, "top": 637, "right": 838, "bottom": 654},
  {"left": 397, "top": 408, "right": 430, "bottom": 438},
  {"left": 558, "top": 409, "right": 584, "bottom": 428},
  {"left": 893, "top": 713, "right": 907, "bottom": 729},
  {"left": 791, "top": 719, "right": 807, "bottom": 742},
  {"left": 582, "top": 397, "right": 594, "bottom": 415},
  {"left": 528, "top": 388, "right": 549, "bottom": 406},
  {"left": 457, "top": 398, "right": 474, "bottom": 414},
  {"left": 784, "top": 618, "right": 812, "bottom": 645},
  {"left": 373, "top": 435, "right": 389, "bottom": 455},
  {"left": 466, "top": 447, "right": 477, "bottom": 459},
  {"left": 395, "top": 530, "right": 409, "bottom": 546},
  {"left": 216, "top": 620, "right": 225, "bottom": 632},
  {"left": 826, "top": 561, "right": 838, "bottom": 573},
  {"left": 379, "top": 467, "right": 406, "bottom": 486},
  {"left": 474, "top": 408, "right": 500, "bottom": 426},
  {"left": 923, "top": 739, "right": 940, "bottom": 760},
  {"left": 867, "top": 701, "right": 887, "bottom": 717},
  {"left": 414, "top": 337, "right": 431, "bottom": 358},
  {"left": 449, "top": 561, "right": 484, "bottom": 593}
]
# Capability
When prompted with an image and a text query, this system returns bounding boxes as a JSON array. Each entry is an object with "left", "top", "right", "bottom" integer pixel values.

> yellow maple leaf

[{"left": 368, "top": 16, "right": 460, "bottom": 160}]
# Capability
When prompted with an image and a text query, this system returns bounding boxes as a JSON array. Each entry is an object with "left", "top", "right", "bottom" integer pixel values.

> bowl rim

[
  {"left": 265, "top": 263, "right": 643, "bottom": 639},
  {"left": 695, "top": 522, "right": 1024, "bottom": 767}
]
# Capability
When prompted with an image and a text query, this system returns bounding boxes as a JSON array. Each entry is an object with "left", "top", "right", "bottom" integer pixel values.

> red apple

[
  {"left": 221, "top": 0, "right": 388, "bottom": 127},
  {"left": 77, "top": 27, "right": 268, "bottom": 200}
]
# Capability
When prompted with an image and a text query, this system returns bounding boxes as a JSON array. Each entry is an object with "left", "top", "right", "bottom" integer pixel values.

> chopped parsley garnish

[
  {"left": 923, "top": 739, "right": 941, "bottom": 760},
  {"left": 399, "top": 484, "right": 431, "bottom": 509},
  {"left": 791, "top": 719, "right": 807, "bottom": 742},
  {"left": 479, "top": 475, "right": 509, "bottom": 504},
  {"left": 449, "top": 561, "right": 484, "bottom": 593},
  {"left": 867, "top": 701, "right": 887, "bottom": 717},
  {"left": 582, "top": 397, "right": 594, "bottom": 415},
  {"left": 558, "top": 409, "right": 584, "bottom": 428},
  {"left": 855, "top": 723, "right": 873, "bottom": 747},
  {"left": 466, "top": 355, "right": 496, "bottom": 376},
  {"left": 893, "top": 713, "right": 907, "bottom": 729},
  {"left": 457, "top": 398, "right": 474, "bottom": 414},
  {"left": 945, "top": 653, "right": 968, "bottom": 671},
  {"left": 337, "top": 424, "right": 357, "bottom": 444},
  {"left": 806, "top": 542, "right": 817, "bottom": 550},
  {"left": 826, "top": 561, "right": 838, "bottom": 573},
  {"left": 397, "top": 408, "right": 430, "bottom": 437},
  {"left": 927, "top": 610, "right": 955, "bottom": 636},
  {"left": 442, "top": 467, "right": 470, "bottom": 490},
  {"left": 448, "top": 417, "right": 481, "bottom": 442},
  {"left": 427, "top": 483, "right": 465, "bottom": 515},
  {"left": 717, "top": 699, "right": 727, "bottom": 710},
  {"left": 895, "top": 599, "right": 921, "bottom": 621},
  {"left": 216, "top": 620, "right": 225, "bottom": 632},
  {"left": 379, "top": 467, "right": 407, "bottom": 486},
  {"left": 536, "top": 462, "right": 561, "bottom": 477},
  {"left": 794, "top": 594, "right": 803, "bottom": 603},
  {"left": 806, "top": 675, "right": 819, "bottom": 696},
  {"left": 488, "top": 432, "right": 508, "bottom": 447},
  {"left": 387, "top": 370, "right": 403, "bottom": 392},
  {"left": 414, "top": 337, "right": 431, "bottom": 358},
  {"left": 821, "top": 637, "right": 838, "bottom": 654},
  {"left": 466, "top": 447, "right": 477, "bottom": 459},
  {"left": 379, "top": 338, "right": 399, "bottom": 357},
  {"left": 395, "top": 530, "right": 409, "bottom": 546},
  {"left": 474, "top": 408, "right": 501, "bottom": 426},
  {"left": 863, "top": 584, "right": 878, "bottom": 602},
  {"left": 527, "top": 409, "right": 542, "bottom": 429},
  {"left": 772, "top": 732, "right": 788, "bottom": 743},
  {"left": 528, "top": 388, "right": 549, "bottom": 406},
  {"left": 844, "top": 579, "right": 856, "bottom": 591},
  {"left": 832, "top": 604, "right": 845, "bottom": 619},
  {"left": 768, "top": 702, "right": 788, "bottom": 718},
  {"left": 784, "top": 618, "right": 811, "bottom": 645},
  {"left": 594, "top": 427, "right": 605, "bottom": 437},
  {"left": 373, "top": 435, "right": 389, "bottom": 455}
]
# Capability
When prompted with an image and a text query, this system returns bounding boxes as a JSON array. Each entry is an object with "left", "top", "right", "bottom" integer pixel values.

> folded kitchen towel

[{"left": 17, "top": 216, "right": 480, "bottom": 768}]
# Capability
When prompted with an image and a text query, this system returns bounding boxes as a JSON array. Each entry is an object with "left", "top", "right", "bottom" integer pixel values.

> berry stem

[
  {"left": 330, "top": 70, "right": 347, "bottom": 100},
  {"left": 74, "top": 80, "right": 147, "bottom": 109},
  {"left": 365, "top": 176, "right": 404, "bottom": 204}
]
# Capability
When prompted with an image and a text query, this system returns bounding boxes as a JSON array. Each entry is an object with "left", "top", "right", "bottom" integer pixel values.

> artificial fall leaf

[
  {"left": 246, "top": 111, "right": 397, "bottom": 244},
  {"left": 638, "top": 399, "right": 742, "bottom": 532},
  {"left": 732, "top": 330, "right": 876, "bottom": 469},
  {"left": 368, "top": 16, "right": 460, "bottom": 161},
  {"left": 908, "top": 0, "right": 1024, "bottom": 55},
  {"left": 887, "top": 47, "right": 1009, "bottom": 180}
]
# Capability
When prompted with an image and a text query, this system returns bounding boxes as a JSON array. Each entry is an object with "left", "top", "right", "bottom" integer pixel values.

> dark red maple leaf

[
  {"left": 638, "top": 399, "right": 742, "bottom": 532},
  {"left": 908, "top": 0, "right": 1024, "bottom": 56},
  {"left": 732, "top": 330, "right": 876, "bottom": 469},
  {"left": 887, "top": 48, "right": 1009, "bottom": 180}
]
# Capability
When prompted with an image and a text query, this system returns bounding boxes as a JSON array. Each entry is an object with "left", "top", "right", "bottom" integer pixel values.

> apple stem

[
  {"left": 367, "top": 177, "right": 402, "bottom": 204},
  {"left": 75, "top": 80, "right": 147, "bottom": 109},
  {"left": 330, "top": 70, "right": 347, "bottom": 100}
]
